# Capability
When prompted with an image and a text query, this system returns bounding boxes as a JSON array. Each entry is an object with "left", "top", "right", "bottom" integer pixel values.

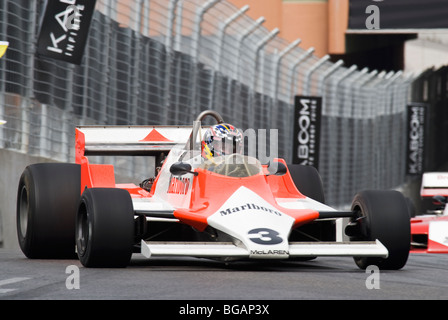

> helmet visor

[{"left": 210, "top": 135, "right": 243, "bottom": 157}]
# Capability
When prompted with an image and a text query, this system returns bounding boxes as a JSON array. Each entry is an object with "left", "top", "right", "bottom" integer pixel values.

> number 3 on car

[{"left": 248, "top": 228, "right": 283, "bottom": 245}]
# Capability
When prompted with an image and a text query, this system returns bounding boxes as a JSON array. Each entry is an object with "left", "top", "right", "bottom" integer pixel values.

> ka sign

[{"left": 36, "top": 0, "right": 97, "bottom": 64}]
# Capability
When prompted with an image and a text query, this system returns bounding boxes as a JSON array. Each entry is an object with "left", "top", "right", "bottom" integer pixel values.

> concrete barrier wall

[{"left": 0, "top": 149, "right": 56, "bottom": 251}]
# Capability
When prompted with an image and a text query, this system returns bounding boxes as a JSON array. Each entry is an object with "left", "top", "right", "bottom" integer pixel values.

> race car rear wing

[
  {"left": 76, "top": 125, "right": 196, "bottom": 157},
  {"left": 420, "top": 172, "right": 448, "bottom": 198}
]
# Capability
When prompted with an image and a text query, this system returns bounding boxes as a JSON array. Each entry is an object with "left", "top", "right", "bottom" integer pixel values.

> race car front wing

[{"left": 140, "top": 240, "right": 388, "bottom": 260}]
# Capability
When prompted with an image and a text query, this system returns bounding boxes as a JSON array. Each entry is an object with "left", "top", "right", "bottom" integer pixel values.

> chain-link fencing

[{"left": 0, "top": 0, "right": 415, "bottom": 207}]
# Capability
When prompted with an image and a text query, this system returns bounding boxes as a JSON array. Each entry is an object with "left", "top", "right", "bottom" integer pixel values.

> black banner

[
  {"left": 292, "top": 96, "right": 322, "bottom": 169},
  {"left": 36, "top": 0, "right": 97, "bottom": 64},
  {"left": 349, "top": 0, "right": 448, "bottom": 30},
  {"left": 406, "top": 103, "right": 428, "bottom": 176}
]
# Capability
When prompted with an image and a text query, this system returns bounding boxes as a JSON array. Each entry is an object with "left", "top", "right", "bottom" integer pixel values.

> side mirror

[
  {"left": 170, "top": 162, "right": 198, "bottom": 176},
  {"left": 432, "top": 195, "right": 447, "bottom": 208},
  {"left": 267, "top": 161, "right": 287, "bottom": 176}
]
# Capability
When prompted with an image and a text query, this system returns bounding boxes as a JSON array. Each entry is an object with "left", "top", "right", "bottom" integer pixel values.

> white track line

[{"left": 0, "top": 277, "right": 31, "bottom": 293}]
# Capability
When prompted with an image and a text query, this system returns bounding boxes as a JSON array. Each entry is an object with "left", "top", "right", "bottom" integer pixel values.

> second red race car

[{"left": 411, "top": 172, "right": 448, "bottom": 253}]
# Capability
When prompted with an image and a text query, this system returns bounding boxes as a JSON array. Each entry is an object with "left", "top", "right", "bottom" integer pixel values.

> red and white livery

[{"left": 16, "top": 110, "right": 411, "bottom": 270}]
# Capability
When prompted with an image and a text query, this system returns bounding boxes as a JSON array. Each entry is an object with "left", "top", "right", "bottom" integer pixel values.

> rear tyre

[
  {"left": 288, "top": 164, "right": 325, "bottom": 203},
  {"left": 405, "top": 197, "right": 416, "bottom": 218},
  {"left": 350, "top": 190, "right": 410, "bottom": 270},
  {"left": 76, "top": 188, "right": 134, "bottom": 267},
  {"left": 16, "top": 163, "right": 80, "bottom": 258}
]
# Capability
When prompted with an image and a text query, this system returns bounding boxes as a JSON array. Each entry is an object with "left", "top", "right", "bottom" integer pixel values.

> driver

[
  {"left": 201, "top": 123, "right": 243, "bottom": 161},
  {"left": 200, "top": 123, "right": 253, "bottom": 177}
]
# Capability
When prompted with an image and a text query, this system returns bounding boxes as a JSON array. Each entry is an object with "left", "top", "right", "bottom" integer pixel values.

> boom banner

[
  {"left": 292, "top": 96, "right": 322, "bottom": 170},
  {"left": 406, "top": 103, "right": 428, "bottom": 176},
  {"left": 36, "top": 0, "right": 97, "bottom": 64}
]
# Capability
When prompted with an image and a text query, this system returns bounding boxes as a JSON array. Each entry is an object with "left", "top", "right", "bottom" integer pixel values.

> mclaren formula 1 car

[
  {"left": 410, "top": 172, "right": 448, "bottom": 253},
  {"left": 16, "top": 110, "right": 411, "bottom": 269}
]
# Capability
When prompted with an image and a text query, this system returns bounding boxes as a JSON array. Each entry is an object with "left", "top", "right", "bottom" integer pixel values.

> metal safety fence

[{"left": 0, "top": 0, "right": 415, "bottom": 207}]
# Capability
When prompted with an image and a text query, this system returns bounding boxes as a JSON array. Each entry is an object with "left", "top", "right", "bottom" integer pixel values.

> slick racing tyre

[
  {"left": 288, "top": 164, "right": 325, "bottom": 204},
  {"left": 349, "top": 190, "right": 410, "bottom": 270},
  {"left": 405, "top": 197, "right": 416, "bottom": 218},
  {"left": 17, "top": 163, "right": 80, "bottom": 258},
  {"left": 76, "top": 188, "right": 134, "bottom": 268}
]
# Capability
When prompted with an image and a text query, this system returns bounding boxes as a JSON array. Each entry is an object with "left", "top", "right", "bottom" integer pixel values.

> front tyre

[
  {"left": 350, "top": 190, "right": 410, "bottom": 270},
  {"left": 76, "top": 188, "right": 134, "bottom": 268}
]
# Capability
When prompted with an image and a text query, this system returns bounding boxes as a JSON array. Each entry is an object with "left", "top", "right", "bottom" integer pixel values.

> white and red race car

[
  {"left": 411, "top": 172, "right": 448, "bottom": 253},
  {"left": 16, "top": 110, "right": 411, "bottom": 269}
]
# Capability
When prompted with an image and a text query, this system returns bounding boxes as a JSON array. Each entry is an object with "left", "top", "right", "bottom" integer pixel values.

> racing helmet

[{"left": 201, "top": 123, "right": 243, "bottom": 160}]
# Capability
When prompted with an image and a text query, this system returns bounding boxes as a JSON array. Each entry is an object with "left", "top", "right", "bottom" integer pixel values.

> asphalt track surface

[{"left": 1, "top": 249, "right": 447, "bottom": 305}]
